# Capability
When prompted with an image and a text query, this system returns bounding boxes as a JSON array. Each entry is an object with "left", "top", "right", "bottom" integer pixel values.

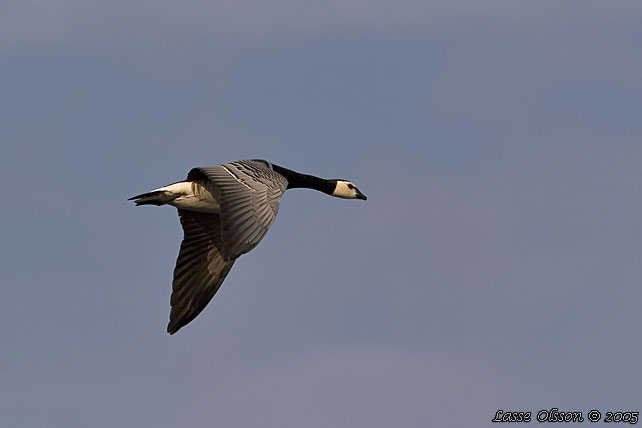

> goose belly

[{"left": 157, "top": 181, "right": 220, "bottom": 214}]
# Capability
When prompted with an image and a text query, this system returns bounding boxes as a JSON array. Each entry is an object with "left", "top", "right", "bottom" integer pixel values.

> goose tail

[{"left": 128, "top": 190, "right": 176, "bottom": 206}]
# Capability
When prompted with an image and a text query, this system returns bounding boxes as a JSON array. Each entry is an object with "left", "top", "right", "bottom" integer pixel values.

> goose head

[{"left": 331, "top": 180, "right": 367, "bottom": 200}]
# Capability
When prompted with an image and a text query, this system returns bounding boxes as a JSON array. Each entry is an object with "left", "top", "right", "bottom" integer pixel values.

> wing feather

[
  {"left": 167, "top": 160, "right": 287, "bottom": 333},
  {"left": 189, "top": 160, "right": 288, "bottom": 260},
  {"left": 167, "top": 209, "right": 235, "bottom": 334}
]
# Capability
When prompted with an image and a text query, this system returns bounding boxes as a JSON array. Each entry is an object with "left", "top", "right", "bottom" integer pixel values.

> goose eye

[{"left": 347, "top": 184, "right": 355, "bottom": 189}]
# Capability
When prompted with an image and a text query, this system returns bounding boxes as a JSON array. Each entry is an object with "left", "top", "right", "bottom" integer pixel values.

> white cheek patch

[{"left": 332, "top": 181, "right": 356, "bottom": 199}]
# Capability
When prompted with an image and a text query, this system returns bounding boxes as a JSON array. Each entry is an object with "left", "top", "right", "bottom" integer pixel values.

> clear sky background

[{"left": 1, "top": 1, "right": 641, "bottom": 427}]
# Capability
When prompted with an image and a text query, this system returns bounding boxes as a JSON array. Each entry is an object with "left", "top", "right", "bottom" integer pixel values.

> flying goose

[{"left": 130, "top": 159, "right": 367, "bottom": 334}]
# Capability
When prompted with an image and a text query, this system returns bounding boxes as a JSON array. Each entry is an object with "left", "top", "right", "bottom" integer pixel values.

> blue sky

[{"left": 1, "top": 1, "right": 641, "bottom": 427}]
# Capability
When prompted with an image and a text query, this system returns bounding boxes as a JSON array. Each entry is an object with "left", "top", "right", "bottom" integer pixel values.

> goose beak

[{"left": 356, "top": 190, "right": 367, "bottom": 201}]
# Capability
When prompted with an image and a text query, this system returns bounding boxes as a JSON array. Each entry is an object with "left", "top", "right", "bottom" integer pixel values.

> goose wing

[
  {"left": 168, "top": 209, "right": 235, "bottom": 334},
  {"left": 187, "top": 160, "right": 288, "bottom": 260}
]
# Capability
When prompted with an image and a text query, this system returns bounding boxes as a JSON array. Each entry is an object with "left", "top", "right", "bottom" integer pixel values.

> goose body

[{"left": 130, "top": 159, "right": 366, "bottom": 334}]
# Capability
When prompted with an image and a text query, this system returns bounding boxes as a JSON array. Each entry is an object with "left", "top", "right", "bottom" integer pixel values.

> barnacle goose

[{"left": 129, "top": 159, "right": 367, "bottom": 334}]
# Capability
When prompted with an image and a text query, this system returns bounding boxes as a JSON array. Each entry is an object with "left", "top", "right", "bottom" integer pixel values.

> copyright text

[{"left": 492, "top": 409, "right": 639, "bottom": 424}]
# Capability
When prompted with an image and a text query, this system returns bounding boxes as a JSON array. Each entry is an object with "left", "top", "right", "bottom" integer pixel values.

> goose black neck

[{"left": 272, "top": 164, "right": 335, "bottom": 195}]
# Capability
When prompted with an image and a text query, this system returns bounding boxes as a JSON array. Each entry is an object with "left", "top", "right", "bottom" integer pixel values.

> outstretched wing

[
  {"left": 168, "top": 209, "right": 235, "bottom": 334},
  {"left": 187, "top": 160, "right": 288, "bottom": 260}
]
